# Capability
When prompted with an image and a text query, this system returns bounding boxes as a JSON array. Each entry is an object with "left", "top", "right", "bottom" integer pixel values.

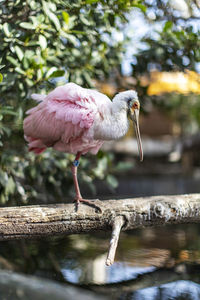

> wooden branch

[
  {"left": 0, "top": 194, "right": 200, "bottom": 241},
  {"left": 0, "top": 193, "right": 200, "bottom": 265},
  {"left": 106, "top": 216, "right": 124, "bottom": 266}
]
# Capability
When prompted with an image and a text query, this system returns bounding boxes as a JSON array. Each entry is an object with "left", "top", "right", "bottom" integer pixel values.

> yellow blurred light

[{"left": 147, "top": 70, "right": 200, "bottom": 95}]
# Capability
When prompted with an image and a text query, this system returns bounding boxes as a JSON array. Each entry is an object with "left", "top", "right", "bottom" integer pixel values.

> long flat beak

[{"left": 132, "top": 109, "right": 143, "bottom": 162}]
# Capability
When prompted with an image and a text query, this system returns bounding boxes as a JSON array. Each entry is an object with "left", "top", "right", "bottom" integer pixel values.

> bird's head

[{"left": 113, "top": 90, "right": 143, "bottom": 162}]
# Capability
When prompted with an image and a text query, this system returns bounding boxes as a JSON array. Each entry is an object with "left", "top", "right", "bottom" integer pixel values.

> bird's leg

[
  {"left": 71, "top": 153, "right": 102, "bottom": 213},
  {"left": 71, "top": 154, "right": 82, "bottom": 202}
]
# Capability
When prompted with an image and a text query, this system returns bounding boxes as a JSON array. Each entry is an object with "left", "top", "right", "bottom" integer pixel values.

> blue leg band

[{"left": 73, "top": 160, "right": 80, "bottom": 167}]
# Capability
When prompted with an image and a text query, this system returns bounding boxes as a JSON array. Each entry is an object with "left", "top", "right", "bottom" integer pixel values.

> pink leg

[
  {"left": 71, "top": 153, "right": 102, "bottom": 212},
  {"left": 71, "top": 153, "right": 82, "bottom": 201}
]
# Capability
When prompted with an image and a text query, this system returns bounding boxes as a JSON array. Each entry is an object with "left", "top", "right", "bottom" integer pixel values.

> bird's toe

[{"left": 74, "top": 198, "right": 102, "bottom": 213}]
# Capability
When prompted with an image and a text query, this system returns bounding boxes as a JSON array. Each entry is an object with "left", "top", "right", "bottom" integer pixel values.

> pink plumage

[
  {"left": 23, "top": 82, "right": 142, "bottom": 211},
  {"left": 24, "top": 83, "right": 108, "bottom": 156}
]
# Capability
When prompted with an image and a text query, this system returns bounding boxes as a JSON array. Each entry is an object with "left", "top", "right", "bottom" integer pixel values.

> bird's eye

[{"left": 132, "top": 101, "right": 139, "bottom": 110}]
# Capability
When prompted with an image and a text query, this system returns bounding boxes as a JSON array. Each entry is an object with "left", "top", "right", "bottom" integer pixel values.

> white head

[
  {"left": 112, "top": 90, "right": 138, "bottom": 109},
  {"left": 113, "top": 90, "right": 143, "bottom": 162}
]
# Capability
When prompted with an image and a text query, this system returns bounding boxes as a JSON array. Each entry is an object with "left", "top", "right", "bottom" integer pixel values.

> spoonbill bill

[{"left": 23, "top": 83, "right": 143, "bottom": 210}]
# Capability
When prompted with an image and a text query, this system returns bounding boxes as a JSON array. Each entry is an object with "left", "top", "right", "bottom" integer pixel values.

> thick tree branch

[
  {"left": 0, "top": 193, "right": 200, "bottom": 265},
  {"left": 0, "top": 194, "right": 199, "bottom": 241}
]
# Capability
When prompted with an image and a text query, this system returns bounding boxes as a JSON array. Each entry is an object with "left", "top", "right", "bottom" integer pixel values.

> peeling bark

[{"left": 0, "top": 194, "right": 199, "bottom": 241}]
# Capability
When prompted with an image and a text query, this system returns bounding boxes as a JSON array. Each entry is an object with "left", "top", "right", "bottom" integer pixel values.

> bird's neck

[{"left": 93, "top": 99, "right": 129, "bottom": 140}]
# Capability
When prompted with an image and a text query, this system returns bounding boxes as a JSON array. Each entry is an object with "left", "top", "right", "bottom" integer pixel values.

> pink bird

[{"left": 23, "top": 83, "right": 143, "bottom": 211}]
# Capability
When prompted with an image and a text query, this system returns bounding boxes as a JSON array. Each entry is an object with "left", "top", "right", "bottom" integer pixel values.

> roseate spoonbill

[{"left": 23, "top": 83, "right": 143, "bottom": 211}]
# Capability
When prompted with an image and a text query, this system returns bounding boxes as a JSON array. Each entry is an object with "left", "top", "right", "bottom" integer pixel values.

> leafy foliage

[
  {"left": 0, "top": 0, "right": 142, "bottom": 204},
  {"left": 131, "top": 0, "right": 200, "bottom": 133},
  {"left": 134, "top": 25, "right": 200, "bottom": 74}
]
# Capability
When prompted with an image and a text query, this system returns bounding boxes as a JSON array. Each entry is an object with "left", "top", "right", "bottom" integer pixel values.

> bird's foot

[{"left": 74, "top": 198, "right": 102, "bottom": 213}]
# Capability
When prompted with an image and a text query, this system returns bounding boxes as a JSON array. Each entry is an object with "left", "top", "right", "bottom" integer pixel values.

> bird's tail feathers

[
  {"left": 31, "top": 94, "right": 46, "bottom": 102},
  {"left": 24, "top": 135, "right": 46, "bottom": 154},
  {"left": 28, "top": 147, "right": 46, "bottom": 154}
]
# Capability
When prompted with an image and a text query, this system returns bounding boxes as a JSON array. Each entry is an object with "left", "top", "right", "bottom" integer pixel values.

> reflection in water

[
  {"left": 0, "top": 224, "right": 200, "bottom": 299},
  {"left": 62, "top": 260, "right": 155, "bottom": 284},
  {"left": 107, "top": 264, "right": 155, "bottom": 284},
  {"left": 131, "top": 281, "right": 200, "bottom": 300}
]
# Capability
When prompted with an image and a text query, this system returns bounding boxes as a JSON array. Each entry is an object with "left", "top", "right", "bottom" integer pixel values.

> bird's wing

[
  {"left": 46, "top": 83, "right": 98, "bottom": 128},
  {"left": 24, "top": 83, "right": 104, "bottom": 153}
]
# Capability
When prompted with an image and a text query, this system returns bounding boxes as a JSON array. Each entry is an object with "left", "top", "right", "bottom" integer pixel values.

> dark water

[
  {"left": 1, "top": 224, "right": 200, "bottom": 299},
  {"left": 0, "top": 224, "right": 200, "bottom": 300},
  {"left": 1, "top": 173, "right": 200, "bottom": 299}
]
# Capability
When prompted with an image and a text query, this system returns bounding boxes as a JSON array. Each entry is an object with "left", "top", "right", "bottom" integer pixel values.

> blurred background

[{"left": 0, "top": 0, "right": 200, "bottom": 299}]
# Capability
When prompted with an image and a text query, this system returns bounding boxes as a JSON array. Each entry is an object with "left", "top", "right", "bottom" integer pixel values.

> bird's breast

[{"left": 92, "top": 112, "right": 129, "bottom": 141}]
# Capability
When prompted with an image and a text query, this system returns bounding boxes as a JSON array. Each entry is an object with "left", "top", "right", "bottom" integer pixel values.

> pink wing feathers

[{"left": 23, "top": 83, "right": 104, "bottom": 155}]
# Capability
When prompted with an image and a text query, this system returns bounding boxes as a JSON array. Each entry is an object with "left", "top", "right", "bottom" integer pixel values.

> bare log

[{"left": 0, "top": 194, "right": 199, "bottom": 241}]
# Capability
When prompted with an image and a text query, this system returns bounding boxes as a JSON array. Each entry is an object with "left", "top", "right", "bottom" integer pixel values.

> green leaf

[
  {"left": 85, "top": 0, "right": 98, "bottom": 3},
  {"left": 48, "top": 12, "right": 61, "bottom": 30},
  {"left": 2, "top": 23, "right": 12, "bottom": 37},
  {"left": 25, "top": 78, "right": 34, "bottom": 86},
  {"left": 0, "top": 170, "right": 8, "bottom": 186},
  {"left": 16, "top": 184, "right": 25, "bottom": 196},
  {"left": 163, "top": 21, "right": 173, "bottom": 32},
  {"left": 1, "top": 126, "right": 11, "bottom": 137},
  {"left": 39, "top": 35, "right": 47, "bottom": 50},
  {"left": 133, "top": 4, "right": 147, "bottom": 13},
  {"left": 15, "top": 67, "right": 26, "bottom": 75},
  {"left": 14, "top": 46, "right": 24, "bottom": 61},
  {"left": 93, "top": 156, "right": 108, "bottom": 179},
  {"left": 5, "top": 176, "right": 15, "bottom": 195},
  {"left": 49, "top": 70, "right": 65, "bottom": 78},
  {"left": 106, "top": 174, "right": 118, "bottom": 189},
  {"left": 62, "top": 11, "right": 70, "bottom": 25},
  {"left": 0, "top": 107, "right": 16, "bottom": 116},
  {"left": 80, "top": 15, "right": 91, "bottom": 26},
  {"left": 42, "top": 1, "right": 61, "bottom": 30},
  {"left": 45, "top": 67, "right": 57, "bottom": 78},
  {"left": 6, "top": 56, "right": 19, "bottom": 67},
  {"left": 0, "top": 73, "right": 3, "bottom": 83},
  {"left": 83, "top": 71, "right": 92, "bottom": 85},
  {"left": 37, "top": 14, "right": 45, "bottom": 23},
  {"left": 64, "top": 33, "right": 78, "bottom": 45},
  {"left": 20, "top": 22, "right": 35, "bottom": 30},
  {"left": 48, "top": 2, "right": 56, "bottom": 11},
  {"left": 29, "top": 16, "right": 39, "bottom": 27},
  {"left": 70, "top": 30, "right": 86, "bottom": 35}
]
